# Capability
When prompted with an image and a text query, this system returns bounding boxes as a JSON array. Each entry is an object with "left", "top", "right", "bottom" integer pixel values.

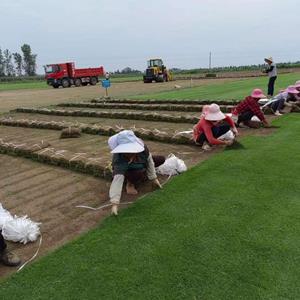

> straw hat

[
  {"left": 108, "top": 130, "right": 144, "bottom": 154},
  {"left": 251, "top": 88, "right": 266, "bottom": 99},
  {"left": 264, "top": 57, "right": 273, "bottom": 63},
  {"left": 204, "top": 104, "right": 225, "bottom": 121}
]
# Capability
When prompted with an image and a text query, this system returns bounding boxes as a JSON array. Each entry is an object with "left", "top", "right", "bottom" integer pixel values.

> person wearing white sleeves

[{"left": 108, "top": 130, "right": 165, "bottom": 215}]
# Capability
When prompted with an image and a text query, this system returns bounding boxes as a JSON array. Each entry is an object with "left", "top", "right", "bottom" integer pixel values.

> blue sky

[{"left": 1, "top": 0, "right": 299, "bottom": 73}]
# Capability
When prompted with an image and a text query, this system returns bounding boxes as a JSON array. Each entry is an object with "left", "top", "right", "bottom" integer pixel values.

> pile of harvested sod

[
  {"left": 15, "top": 108, "right": 199, "bottom": 124},
  {"left": 90, "top": 97, "right": 241, "bottom": 105},
  {"left": 0, "top": 118, "right": 194, "bottom": 145}
]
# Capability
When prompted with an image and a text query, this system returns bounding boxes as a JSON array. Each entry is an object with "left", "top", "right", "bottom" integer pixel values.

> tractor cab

[{"left": 147, "top": 59, "right": 163, "bottom": 68}]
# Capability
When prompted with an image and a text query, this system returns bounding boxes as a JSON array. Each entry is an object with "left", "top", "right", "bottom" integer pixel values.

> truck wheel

[
  {"left": 62, "top": 79, "right": 70, "bottom": 88},
  {"left": 74, "top": 78, "right": 82, "bottom": 87},
  {"left": 90, "top": 77, "right": 97, "bottom": 85}
]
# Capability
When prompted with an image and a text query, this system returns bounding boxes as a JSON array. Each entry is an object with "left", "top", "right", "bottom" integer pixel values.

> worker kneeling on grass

[
  {"left": 108, "top": 130, "right": 165, "bottom": 216},
  {"left": 232, "top": 88, "right": 270, "bottom": 128},
  {"left": 193, "top": 103, "right": 238, "bottom": 151}
]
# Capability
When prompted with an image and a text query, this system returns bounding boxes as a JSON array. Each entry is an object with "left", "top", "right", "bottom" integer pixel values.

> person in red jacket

[
  {"left": 232, "top": 88, "right": 270, "bottom": 128},
  {"left": 193, "top": 103, "right": 238, "bottom": 149}
]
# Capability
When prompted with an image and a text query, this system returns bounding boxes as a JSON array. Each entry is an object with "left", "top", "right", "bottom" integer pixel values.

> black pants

[
  {"left": 126, "top": 155, "right": 165, "bottom": 184},
  {"left": 0, "top": 232, "right": 6, "bottom": 252},
  {"left": 270, "top": 98, "right": 285, "bottom": 112},
  {"left": 237, "top": 111, "right": 254, "bottom": 124},
  {"left": 196, "top": 124, "right": 230, "bottom": 145},
  {"left": 268, "top": 76, "right": 277, "bottom": 96}
]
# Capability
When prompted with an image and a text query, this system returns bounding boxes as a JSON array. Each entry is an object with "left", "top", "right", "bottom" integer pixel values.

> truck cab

[{"left": 44, "top": 62, "right": 104, "bottom": 88}]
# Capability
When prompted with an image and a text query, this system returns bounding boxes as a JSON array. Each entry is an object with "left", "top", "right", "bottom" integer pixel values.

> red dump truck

[{"left": 44, "top": 62, "right": 105, "bottom": 88}]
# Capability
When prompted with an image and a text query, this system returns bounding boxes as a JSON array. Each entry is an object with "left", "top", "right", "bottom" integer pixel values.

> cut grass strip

[{"left": 0, "top": 114, "right": 299, "bottom": 299}]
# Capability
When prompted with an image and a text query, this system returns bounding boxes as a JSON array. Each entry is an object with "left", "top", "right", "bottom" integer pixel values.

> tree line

[{"left": 0, "top": 44, "right": 37, "bottom": 77}]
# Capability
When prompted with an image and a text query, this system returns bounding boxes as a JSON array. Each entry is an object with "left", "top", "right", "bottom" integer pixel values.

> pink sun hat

[
  {"left": 251, "top": 88, "right": 266, "bottom": 99},
  {"left": 286, "top": 85, "right": 299, "bottom": 94},
  {"left": 204, "top": 103, "right": 225, "bottom": 121}
]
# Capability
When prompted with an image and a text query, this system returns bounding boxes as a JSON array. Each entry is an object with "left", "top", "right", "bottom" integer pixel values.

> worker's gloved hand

[
  {"left": 152, "top": 178, "right": 162, "bottom": 189},
  {"left": 232, "top": 127, "right": 239, "bottom": 136},
  {"left": 224, "top": 140, "right": 234, "bottom": 146},
  {"left": 111, "top": 204, "right": 118, "bottom": 216}
]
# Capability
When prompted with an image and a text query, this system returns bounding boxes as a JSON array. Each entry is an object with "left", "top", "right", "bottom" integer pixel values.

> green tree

[
  {"left": 0, "top": 48, "right": 4, "bottom": 76},
  {"left": 13, "top": 52, "right": 23, "bottom": 76},
  {"left": 21, "top": 44, "right": 37, "bottom": 76},
  {"left": 3, "top": 49, "right": 15, "bottom": 76}
]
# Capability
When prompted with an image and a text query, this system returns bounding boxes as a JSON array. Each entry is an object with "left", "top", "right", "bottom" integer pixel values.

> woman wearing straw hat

[
  {"left": 263, "top": 57, "right": 277, "bottom": 97},
  {"left": 193, "top": 103, "right": 238, "bottom": 150},
  {"left": 108, "top": 130, "right": 165, "bottom": 215}
]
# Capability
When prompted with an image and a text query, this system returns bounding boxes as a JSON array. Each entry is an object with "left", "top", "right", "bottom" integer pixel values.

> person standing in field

[{"left": 263, "top": 57, "right": 277, "bottom": 97}]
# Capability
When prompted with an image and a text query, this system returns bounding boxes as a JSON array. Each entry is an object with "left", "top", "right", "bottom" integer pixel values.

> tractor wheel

[
  {"left": 156, "top": 75, "right": 164, "bottom": 82},
  {"left": 74, "top": 78, "right": 82, "bottom": 87},
  {"left": 62, "top": 79, "right": 70, "bottom": 88},
  {"left": 90, "top": 77, "right": 97, "bottom": 85}
]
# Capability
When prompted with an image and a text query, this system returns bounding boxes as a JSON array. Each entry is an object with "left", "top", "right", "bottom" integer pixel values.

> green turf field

[
  {"left": 130, "top": 72, "right": 300, "bottom": 101},
  {"left": 1, "top": 114, "right": 299, "bottom": 299},
  {"left": 0, "top": 81, "right": 49, "bottom": 91}
]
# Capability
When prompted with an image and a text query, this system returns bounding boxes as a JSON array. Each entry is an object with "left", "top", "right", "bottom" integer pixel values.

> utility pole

[{"left": 209, "top": 51, "right": 212, "bottom": 71}]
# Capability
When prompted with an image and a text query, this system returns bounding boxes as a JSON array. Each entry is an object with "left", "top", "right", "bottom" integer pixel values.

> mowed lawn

[
  {"left": 130, "top": 72, "right": 300, "bottom": 100},
  {"left": 0, "top": 81, "right": 49, "bottom": 91},
  {"left": 0, "top": 114, "right": 299, "bottom": 299}
]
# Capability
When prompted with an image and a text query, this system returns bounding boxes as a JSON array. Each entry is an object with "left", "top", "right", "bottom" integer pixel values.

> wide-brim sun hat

[
  {"left": 286, "top": 85, "right": 299, "bottom": 94},
  {"left": 251, "top": 88, "right": 266, "bottom": 99},
  {"left": 204, "top": 103, "right": 225, "bottom": 121},
  {"left": 264, "top": 57, "right": 273, "bottom": 63},
  {"left": 108, "top": 130, "right": 145, "bottom": 154}
]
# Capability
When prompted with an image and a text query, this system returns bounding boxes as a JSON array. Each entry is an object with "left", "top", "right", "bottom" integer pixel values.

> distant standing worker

[{"left": 263, "top": 57, "right": 277, "bottom": 97}]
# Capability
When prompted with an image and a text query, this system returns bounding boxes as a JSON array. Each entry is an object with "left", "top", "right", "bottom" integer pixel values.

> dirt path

[{"left": 0, "top": 78, "right": 232, "bottom": 113}]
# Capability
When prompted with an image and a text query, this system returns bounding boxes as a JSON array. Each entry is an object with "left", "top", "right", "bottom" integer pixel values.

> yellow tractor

[{"left": 143, "top": 58, "right": 173, "bottom": 83}]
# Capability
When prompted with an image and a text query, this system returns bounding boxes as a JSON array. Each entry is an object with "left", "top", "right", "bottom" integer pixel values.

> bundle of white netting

[
  {"left": 0, "top": 203, "right": 14, "bottom": 228},
  {"left": 156, "top": 154, "right": 187, "bottom": 176},
  {"left": 0, "top": 204, "right": 41, "bottom": 244},
  {"left": 218, "top": 130, "right": 235, "bottom": 141}
]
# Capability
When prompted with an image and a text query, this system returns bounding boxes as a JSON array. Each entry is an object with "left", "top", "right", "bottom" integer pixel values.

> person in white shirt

[{"left": 263, "top": 57, "right": 277, "bottom": 97}]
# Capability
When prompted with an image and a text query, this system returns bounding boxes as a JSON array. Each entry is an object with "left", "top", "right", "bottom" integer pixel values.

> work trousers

[
  {"left": 0, "top": 232, "right": 6, "bottom": 252},
  {"left": 126, "top": 155, "right": 165, "bottom": 184},
  {"left": 270, "top": 98, "right": 285, "bottom": 112},
  {"left": 196, "top": 124, "right": 230, "bottom": 145},
  {"left": 268, "top": 76, "right": 277, "bottom": 96},
  {"left": 237, "top": 111, "right": 254, "bottom": 124}
]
